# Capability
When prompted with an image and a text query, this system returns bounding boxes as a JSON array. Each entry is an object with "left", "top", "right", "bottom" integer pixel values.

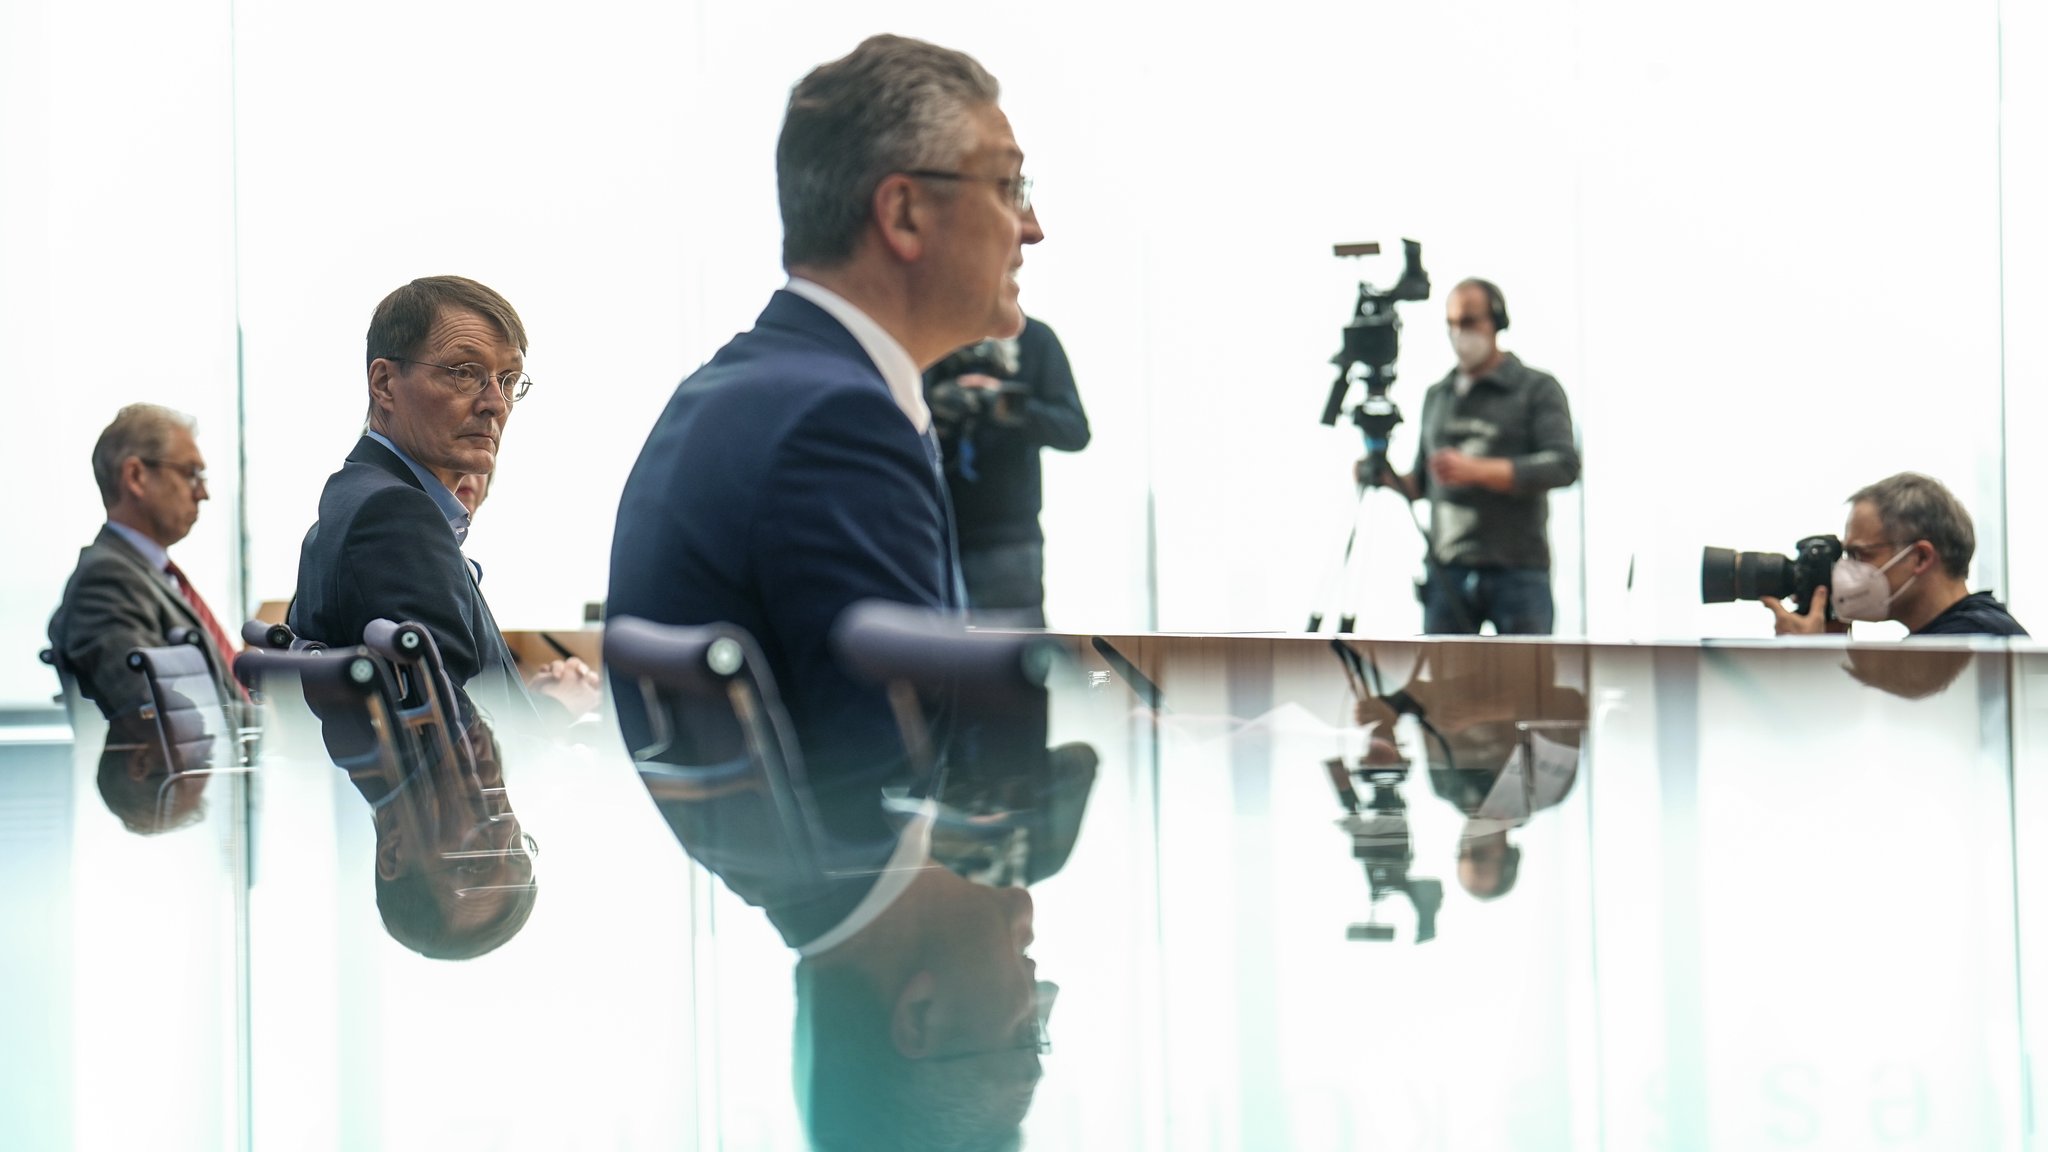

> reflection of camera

[
  {"left": 1319, "top": 239, "right": 1432, "bottom": 489},
  {"left": 1701, "top": 534, "right": 1843, "bottom": 617},
  {"left": 1327, "top": 758, "right": 1442, "bottom": 944},
  {"left": 926, "top": 337, "right": 1027, "bottom": 437}
]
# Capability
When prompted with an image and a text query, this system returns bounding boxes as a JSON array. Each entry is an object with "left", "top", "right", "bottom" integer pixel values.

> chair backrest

[
  {"left": 360, "top": 618, "right": 473, "bottom": 776},
  {"left": 125, "top": 636, "right": 249, "bottom": 825},
  {"left": 604, "top": 616, "right": 820, "bottom": 871},
  {"left": 829, "top": 600, "right": 1060, "bottom": 786}
]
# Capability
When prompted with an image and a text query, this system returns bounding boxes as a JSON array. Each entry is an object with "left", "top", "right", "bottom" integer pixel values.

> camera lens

[{"left": 1702, "top": 548, "right": 1798, "bottom": 603}]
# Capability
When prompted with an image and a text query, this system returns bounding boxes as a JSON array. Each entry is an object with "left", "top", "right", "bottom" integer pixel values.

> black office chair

[
  {"left": 242, "top": 618, "right": 324, "bottom": 653},
  {"left": 604, "top": 616, "right": 823, "bottom": 877},
  {"left": 830, "top": 600, "right": 1095, "bottom": 886},
  {"left": 124, "top": 633, "right": 256, "bottom": 829}
]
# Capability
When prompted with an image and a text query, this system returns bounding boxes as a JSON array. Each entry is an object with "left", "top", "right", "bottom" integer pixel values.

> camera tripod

[{"left": 1306, "top": 363, "right": 1432, "bottom": 633}]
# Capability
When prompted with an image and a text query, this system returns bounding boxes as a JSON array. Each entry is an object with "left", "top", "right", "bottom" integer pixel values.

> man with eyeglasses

[
  {"left": 293, "top": 275, "right": 589, "bottom": 725},
  {"left": 1767, "top": 471, "right": 2026, "bottom": 637},
  {"left": 609, "top": 35, "right": 1045, "bottom": 796},
  {"left": 49, "top": 403, "right": 246, "bottom": 723}
]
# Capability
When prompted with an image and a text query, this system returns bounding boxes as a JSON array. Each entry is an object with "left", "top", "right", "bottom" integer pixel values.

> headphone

[{"left": 1466, "top": 278, "right": 1510, "bottom": 332}]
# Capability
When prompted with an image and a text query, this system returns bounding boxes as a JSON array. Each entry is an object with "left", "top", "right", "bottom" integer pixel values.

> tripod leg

[{"left": 1307, "top": 483, "right": 1369, "bottom": 632}]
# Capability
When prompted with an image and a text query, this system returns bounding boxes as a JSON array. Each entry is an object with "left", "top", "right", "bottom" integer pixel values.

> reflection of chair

[
  {"left": 604, "top": 616, "right": 820, "bottom": 875},
  {"left": 830, "top": 600, "right": 1093, "bottom": 885},
  {"left": 125, "top": 635, "right": 254, "bottom": 828}
]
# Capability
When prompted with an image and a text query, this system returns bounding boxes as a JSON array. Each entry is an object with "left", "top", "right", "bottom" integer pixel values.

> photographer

[
  {"left": 924, "top": 316, "right": 1090, "bottom": 628},
  {"left": 1371, "top": 279, "right": 1579, "bottom": 635},
  {"left": 1768, "top": 471, "right": 2027, "bottom": 637}
]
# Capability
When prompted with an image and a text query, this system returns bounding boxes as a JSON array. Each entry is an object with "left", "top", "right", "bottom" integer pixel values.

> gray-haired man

[
  {"left": 1768, "top": 471, "right": 2027, "bottom": 637},
  {"left": 49, "top": 403, "right": 244, "bottom": 721}
]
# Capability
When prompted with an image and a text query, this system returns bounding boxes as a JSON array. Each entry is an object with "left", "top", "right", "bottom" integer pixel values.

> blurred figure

[
  {"left": 1768, "top": 472, "right": 2027, "bottom": 637},
  {"left": 1841, "top": 645, "right": 1975, "bottom": 700},
  {"left": 608, "top": 34, "right": 1043, "bottom": 788},
  {"left": 452, "top": 466, "right": 602, "bottom": 718},
  {"left": 1354, "top": 644, "right": 1586, "bottom": 900},
  {"left": 49, "top": 404, "right": 245, "bottom": 720},
  {"left": 924, "top": 316, "right": 1090, "bottom": 627},
  {"left": 1374, "top": 279, "right": 1579, "bottom": 635}
]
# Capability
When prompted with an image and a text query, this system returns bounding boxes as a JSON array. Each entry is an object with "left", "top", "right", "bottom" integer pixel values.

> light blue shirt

[
  {"left": 105, "top": 520, "right": 173, "bottom": 581},
  {"left": 365, "top": 430, "right": 471, "bottom": 545}
]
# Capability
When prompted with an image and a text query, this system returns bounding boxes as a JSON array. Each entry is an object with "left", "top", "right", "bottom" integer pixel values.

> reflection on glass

[
  {"left": 333, "top": 712, "right": 536, "bottom": 960},
  {"left": 1342, "top": 640, "right": 1586, "bottom": 905},
  {"left": 1841, "top": 645, "right": 1975, "bottom": 700},
  {"left": 614, "top": 615, "right": 1092, "bottom": 1149},
  {"left": 96, "top": 708, "right": 214, "bottom": 835}
]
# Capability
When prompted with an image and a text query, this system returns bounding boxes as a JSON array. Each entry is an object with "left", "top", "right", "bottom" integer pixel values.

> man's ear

[
  {"left": 872, "top": 174, "right": 928, "bottom": 263},
  {"left": 1909, "top": 540, "right": 1937, "bottom": 576},
  {"left": 891, "top": 970, "right": 939, "bottom": 1058},
  {"left": 367, "top": 359, "right": 401, "bottom": 423},
  {"left": 376, "top": 825, "right": 404, "bottom": 881},
  {"left": 119, "top": 455, "right": 150, "bottom": 503}
]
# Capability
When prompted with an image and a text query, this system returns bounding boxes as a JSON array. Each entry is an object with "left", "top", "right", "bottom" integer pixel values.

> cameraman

[
  {"left": 1372, "top": 279, "right": 1579, "bottom": 635},
  {"left": 1768, "top": 472, "right": 2027, "bottom": 637},
  {"left": 924, "top": 316, "right": 1090, "bottom": 627}
]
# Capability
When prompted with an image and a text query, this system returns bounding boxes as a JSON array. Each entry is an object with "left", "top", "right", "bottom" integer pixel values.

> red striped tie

[{"left": 164, "top": 560, "right": 251, "bottom": 702}]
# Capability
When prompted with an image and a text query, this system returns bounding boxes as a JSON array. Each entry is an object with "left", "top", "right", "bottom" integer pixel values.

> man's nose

[{"left": 1020, "top": 205, "right": 1044, "bottom": 246}]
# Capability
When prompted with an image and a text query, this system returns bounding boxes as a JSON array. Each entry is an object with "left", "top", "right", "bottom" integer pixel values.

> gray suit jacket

[{"left": 47, "top": 526, "right": 240, "bottom": 721}]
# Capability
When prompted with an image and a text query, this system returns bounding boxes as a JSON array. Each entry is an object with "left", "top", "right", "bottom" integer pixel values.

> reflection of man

[
  {"left": 1767, "top": 472, "right": 2027, "bottom": 637},
  {"left": 292, "top": 277, "right": 591, "bottom": 724},
  {"left": 924, "top": 316, "right": 1090, "bottom": 627},
  {"left": 1354, "top": 645, "right": 1585, "bottom": 899},
  {"left": 609, "top": 35, "right": 1043, "bottom": 788},
  {"left": 651, "top": 772, "right": 1045, "bottom": 1150},
  {"left": 49, "top": 404, "right": 245, "bottom": 721},
  {"left": 1374, "top": 279, "right": 1579, "bottom": 635},
  {"left": 331, "top": 710, "right": 537, "bottom": 960}
]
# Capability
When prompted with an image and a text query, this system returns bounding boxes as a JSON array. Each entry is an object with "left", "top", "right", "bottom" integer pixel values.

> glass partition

[{"left": 6, "top": 634, "right": 2039, "bottom": 1149}]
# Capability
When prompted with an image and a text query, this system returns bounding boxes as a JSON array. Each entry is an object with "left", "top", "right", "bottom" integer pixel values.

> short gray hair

[
  {"left": 92, "top": 403, "right": 197, "bottom": 509},
  {"left": 1849, "top": 471, "right": 1975, "bottom": 578},
  {"left": 777, "top": 35, "right": 1001, "bottom": 269}
]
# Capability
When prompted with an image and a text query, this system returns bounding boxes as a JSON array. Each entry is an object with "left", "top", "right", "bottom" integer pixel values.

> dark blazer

[
  {"left": 291, "top": 436, "right": 526, "bottom": 723},
  {"left": 47, "top": 526, "right": 241, "bottom": 720},
  {"left": 608, "top": 290, "right": 960, "bottom": 794}
]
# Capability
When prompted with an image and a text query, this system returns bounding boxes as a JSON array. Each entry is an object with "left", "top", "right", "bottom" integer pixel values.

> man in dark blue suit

[
  {"left": 293, "top": 276, "right": 598, "bottom": 728},
  {"left": 608, "top": 34, "right": 1044, "bottom": 799}
]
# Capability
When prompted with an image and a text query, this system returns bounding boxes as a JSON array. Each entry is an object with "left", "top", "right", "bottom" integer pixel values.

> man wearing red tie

[{"left": 48, "top": 403, "right": 245, "bottom": 721}]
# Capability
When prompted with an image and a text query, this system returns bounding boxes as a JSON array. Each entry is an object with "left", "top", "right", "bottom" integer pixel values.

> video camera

[
  {"left": 926, "top": 335, "right": 1026, "bottom": 438},
  {"left": 1701, "top": 535, "right": 1843, "bottom": 618},
  {"left": 1319, "top": 239, "right": 1432, "bottom": 488},
  {"left": 1327, "top": 757, "right": 1443, "bottom": 943}
]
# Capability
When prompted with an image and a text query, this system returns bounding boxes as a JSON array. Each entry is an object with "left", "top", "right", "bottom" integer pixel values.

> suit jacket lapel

[{"left": 94, "top": 526, "right": 204, "bottom": 634}]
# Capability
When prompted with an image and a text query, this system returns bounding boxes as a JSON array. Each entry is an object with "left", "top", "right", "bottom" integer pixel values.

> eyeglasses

[
  {"left": 141, "top": 459, "right": 208, "bottom": 491},
  {"left": 389, "top": 357, "right": 534, "bottom": 403},
  {"left": 904, "top": 170, "right": 1034, "bottom": 215},
  {"left": 1844, "top": 540, "right": 1914, "bottom": 565},
  {"left": 928, "top": 980, "right": 1057, "bottom": 1061}
]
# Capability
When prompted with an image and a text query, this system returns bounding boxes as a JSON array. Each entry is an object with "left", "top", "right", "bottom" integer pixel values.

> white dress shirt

[{"left": 785, "top": 277, "right": 930, "bottom": 433}]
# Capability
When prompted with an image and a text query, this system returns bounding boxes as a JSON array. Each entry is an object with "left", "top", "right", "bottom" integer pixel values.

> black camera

[
  {"left": 1701, "top": 534, "right": 1843, "bottom": 617},
  {"left": 1319, "top": 240, "right": 1431, "bottom": 489},
  {"left": 1327, "top": 758, "right": 1442, "bottom": 944},
  {"left": 925, "top": 337, "right": 1027, "bottom": 438}
]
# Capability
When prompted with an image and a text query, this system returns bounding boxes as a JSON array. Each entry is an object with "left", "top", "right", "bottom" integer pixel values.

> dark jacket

[
  {"left": 48, "top": 526, "right": 242, "bottom": 720},
  {"left": 291, "top": 436, "right": 527, "bottom": 723},
  {"left": 607, "top": 291, "right": 961, "bottom": 797},
  {"left": 1413, "top": 353, "right": 1579, "bottom": 570},
  {"left": 929, "top": 317, "right": 1090, "bottom": 549}
]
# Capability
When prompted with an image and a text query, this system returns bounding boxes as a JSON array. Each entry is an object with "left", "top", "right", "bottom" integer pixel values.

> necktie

[
  {"left": 164, "top": 560, "right": 251, "bottom": 702},
  {"left": 921, "top": 427, "right": 968, "bottom": 610}
]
